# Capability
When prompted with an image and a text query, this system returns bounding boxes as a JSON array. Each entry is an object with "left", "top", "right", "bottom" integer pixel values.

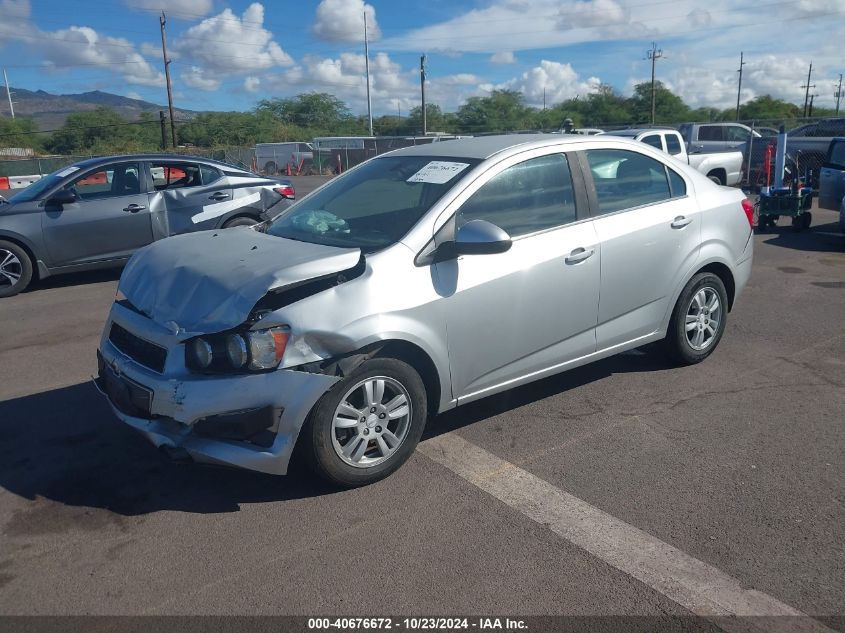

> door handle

[
  {"left": 671, "top": 216, "right": 692, "bottom": 229},
  {"left": 123, "top": 204, "right": 146, "bottom": 213},
  {"left": 565, "top": 247, "right": 595, "bottom": 264},
  {"left": 209, "top": 192, "right": 231, "bottom": 201}
]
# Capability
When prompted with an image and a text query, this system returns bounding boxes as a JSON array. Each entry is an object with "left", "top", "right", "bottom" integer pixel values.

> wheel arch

[
  {"left": 218, "top": 207, "right": 264, "bottom": 228},
  {"left": 376, "top": 339, "right": 442, "bottom": 421},
  {"left": 706, "top": 168, "right": 727, "bottom": 185},
  {"left": 695, "top": 261, "right": 736, "bottom": 310},
  {"left": 0, "top": 232, "right": 41, "bottom": 281}
]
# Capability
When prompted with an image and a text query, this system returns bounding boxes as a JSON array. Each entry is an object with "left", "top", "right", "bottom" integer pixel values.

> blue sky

[{"left": 1, "top": 0, "right": 843, "bottom": 117}]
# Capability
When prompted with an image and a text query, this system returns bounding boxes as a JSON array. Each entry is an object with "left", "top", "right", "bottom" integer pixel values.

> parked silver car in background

[
  {"left": 96, "top": 135, "right": 754, "bottom": 487},
  {"left": 0, "top": 154, "right": 295, "bottom": 297}
]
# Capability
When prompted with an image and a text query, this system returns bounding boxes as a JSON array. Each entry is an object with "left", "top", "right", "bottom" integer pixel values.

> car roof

[
  {"left": 382, "top": 133, "right": 595, "bottom": 160},
  {"left": 71, "top": 154, "right": 251, "bottom": 172}
]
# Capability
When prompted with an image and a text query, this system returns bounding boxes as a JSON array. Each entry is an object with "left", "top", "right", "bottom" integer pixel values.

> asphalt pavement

[{"left": 0, "top": 187, "right": 842, "bottom": 632}]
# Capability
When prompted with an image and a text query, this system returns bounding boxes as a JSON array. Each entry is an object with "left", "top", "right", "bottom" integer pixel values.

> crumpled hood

[{"left": 119, "top": 229, "right": 360, "bottom": 334}]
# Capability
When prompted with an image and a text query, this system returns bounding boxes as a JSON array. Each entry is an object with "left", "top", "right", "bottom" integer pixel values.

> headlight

[
  {"left": 190, "top": 338, "right": 213, "bottom": 369},
  {"left": 185, "top": 327, "right": 289, "bottom": 372},
  {"left": 226, "top": 334, "right": 248, "bottom": 368},
  {"left": 247, "top": 328, "right": 289, "bottom": 370}
]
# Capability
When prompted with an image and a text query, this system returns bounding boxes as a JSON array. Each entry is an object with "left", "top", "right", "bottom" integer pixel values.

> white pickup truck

[{"left": 601, "top": 128, "right": 743, "bottom": 186}]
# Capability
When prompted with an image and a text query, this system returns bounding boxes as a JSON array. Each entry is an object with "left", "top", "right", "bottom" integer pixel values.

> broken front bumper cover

[{"left": 95, "top": 321, "right": 339, "bottom": 476}]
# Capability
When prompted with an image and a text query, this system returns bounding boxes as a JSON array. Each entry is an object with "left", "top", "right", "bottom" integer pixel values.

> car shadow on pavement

[
  {"left": 26, "top": 267, "right": 123, "bottom": 292},
  {"left": 0, "top": 347, "right": 674, "bottom": 516},
  {"left": 0, "top": 382, "right": 339, "bottom": 516},
  {"left": 756, "top": 221, "right": 845, "bottom": 254},
  {"left": 424, "top": 345, "right": 673, "bottom": 439}
]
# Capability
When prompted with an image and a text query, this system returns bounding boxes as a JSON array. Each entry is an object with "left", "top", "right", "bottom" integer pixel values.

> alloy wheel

[
  {"left": 685, "top": 286, "right": 722, "bottom": 351},
  {"left": 331, "top": 376, "right": 412, "bottom": 468},
  {"left": 0, "top": 248, "right": 22, "bottom": 288}
]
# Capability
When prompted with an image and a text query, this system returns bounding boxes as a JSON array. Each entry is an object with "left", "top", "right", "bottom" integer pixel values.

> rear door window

[
  {"left": 665, "top": 134, "right": 683, "bottom": 155},
  {"left": 585, "top": 149, "right": 672, "bottom": 214},
  {"left": 698, "top": 126, "right": 724, "bottom": 141},
  {"left": 640, "top": 135, "right": 664, "bottom": 151},
  {"left": 151, "top": 162, "right": 202, "bottom": 190},
  {"left": 828, "top": 140, "right": 845, "bottom": 169}
]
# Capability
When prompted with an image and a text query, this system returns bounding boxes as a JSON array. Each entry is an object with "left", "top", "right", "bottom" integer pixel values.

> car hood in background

[{"left": 119, "top": 229, "right": 360, "bottom": 335}]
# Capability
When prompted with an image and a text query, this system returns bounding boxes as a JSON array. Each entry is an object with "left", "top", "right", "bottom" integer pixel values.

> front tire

[
  {"left": 223, "top": 216, "right": 259, "bottom": 228},
  {"left": 300, "top": 358, "right": 428, "bottom": 487},
  {"left": 664, "top": 273, "right": 729, "bottom": 365},
  {"left": 0, "top": 240, "right": 33, "bottom": 298}
]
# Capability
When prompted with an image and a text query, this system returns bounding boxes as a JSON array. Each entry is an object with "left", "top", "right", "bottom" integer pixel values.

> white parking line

[{"left": 418, "top": 433, "right": 835, "bottom": 633}]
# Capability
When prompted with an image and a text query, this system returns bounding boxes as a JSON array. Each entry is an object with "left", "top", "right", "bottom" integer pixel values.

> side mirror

[
  {"left": 47, "top": 189, "right": 77, "bottom": 206},
  {"left": 415, "top": 219, "right": 512, "bottom": 266}
]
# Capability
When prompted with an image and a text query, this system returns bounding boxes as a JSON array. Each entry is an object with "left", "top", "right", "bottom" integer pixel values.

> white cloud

[
  {"left": 181, "top": 65, "right": 221, "bottom": 91},
  {"left": 124, "top": 0, "right": 213, "bottom": 16},
  {"left": 313, "top": 0, "right": 380, "bottom": 43},
  {"left": 441, "top": 73, "right": 480, "bottom": 86},
  {"left": 490, "top": 51, "right": 516, "bottom": 64},
  {"left": 244, "top": 76, "right": 260, "bottom": 92},
  {"left": 126, "top": 91, "right": 143, "bottom": 100},
  {"left": 498, "top": 60, "right": 601, "bottom": 106},
  {"left": 39, "top": 26, "right": 164, "bottom": 87},
  {"left": 558, "top": 0, "right": 628, "bottom": 29},
  {"left": 687, "top": 8, "right": 712, "bottom": 28},
  {"left": 172, "top": 3, "right": 293, "bottom": 74}
]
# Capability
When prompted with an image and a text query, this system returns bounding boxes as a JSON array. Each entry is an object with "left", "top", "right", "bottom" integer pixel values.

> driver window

[
  {"left": 456, "top": 153, "right": 577, "bottom": 237},
  {"left": 67, "top": 163, "right": 141, "bottom": 200}
]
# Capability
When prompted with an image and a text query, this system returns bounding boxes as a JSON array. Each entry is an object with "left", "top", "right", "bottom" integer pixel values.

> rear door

[
  {"left": 41, "top": 161, "right": 153, "bottom": 266},
  {"left": 691, "top": 125, "right": 725, "bottom": 154},
  {"left": 819, "top": 139, "right": 845, "bottom": 210},
  {"left": 148, "top": 160, "right": 234, "bottom": 234},
  {"left": 581, "top": 147, "right": 700, "bottom": 350}
]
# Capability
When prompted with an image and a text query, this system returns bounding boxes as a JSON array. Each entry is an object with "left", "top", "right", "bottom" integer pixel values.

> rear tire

[
  {"left": 0, "top": 240, "right": 33, "bottom": 298},
  {"left": 299, "top": 358, "right": 427, "bottom": 488},
  {"left": 664, "top": 273, "right": 729, "bottom": 365},
  {"left": 222, "top": 216, "right": 259, "bottom": 228},
  {"left": 708, "top": 173, "right": 724, "bottom": 185}
]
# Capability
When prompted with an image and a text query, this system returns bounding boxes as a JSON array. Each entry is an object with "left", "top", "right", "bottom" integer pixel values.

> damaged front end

[{"left": 94, "top": 229, "right": 368, "bottom": 475}]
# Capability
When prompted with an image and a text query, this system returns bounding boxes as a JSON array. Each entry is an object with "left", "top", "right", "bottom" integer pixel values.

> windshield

[
  {"left": 7, "top": 165, "right": 81, "bottom": 203},
  {"left": 267, "top": 155, "right": 479, "bottom": 251}
]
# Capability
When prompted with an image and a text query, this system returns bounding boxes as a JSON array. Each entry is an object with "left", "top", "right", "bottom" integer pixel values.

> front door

[
  {"left": 819, "top": 139, "right": 845, "bottom": 211},
  {"left": 41, "top": 162, "right": 153, "bottom": 267},
  {"left": 435, "top": 152, "right": 600, "bottom": 402},
  {"left": 582, "top": 148, "right": 701, "bottom": 350}
]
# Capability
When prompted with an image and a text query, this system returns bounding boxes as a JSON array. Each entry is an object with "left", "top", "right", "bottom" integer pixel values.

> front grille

[{"left": 108, "top": 323, "right": 167, "bottom": 373}]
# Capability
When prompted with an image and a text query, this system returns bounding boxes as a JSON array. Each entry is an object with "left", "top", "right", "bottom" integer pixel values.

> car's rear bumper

[{"left": 95, "top": 304, "right": 339, "bottom": 475}]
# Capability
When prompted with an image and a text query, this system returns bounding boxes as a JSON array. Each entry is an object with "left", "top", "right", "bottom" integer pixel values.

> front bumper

[{"left": 95, "top": 302, "right": 339, "bottom": 475}]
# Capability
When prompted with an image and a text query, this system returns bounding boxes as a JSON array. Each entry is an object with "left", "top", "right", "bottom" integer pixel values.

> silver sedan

[{"left": 96, "top": 134, "right": 754, "bottom": 487}]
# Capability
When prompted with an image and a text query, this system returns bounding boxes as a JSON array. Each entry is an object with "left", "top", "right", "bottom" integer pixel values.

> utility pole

[
  {"left": 363, "top": 9, "right": 373, "bottom": 136},
  {"left": 420, "top": 54, "right": 427, "bottom": 135},
  {"left": 159, "top": 11, "right": 177, "bottom": 148},
  {"left": 801, "top": 62, "right": 814, "bottom": 118},
  {"left": 646, "top": 42, "right": 663, "bottom": 124},
  {"left": 835, "top": 73, "right": 843, "bottom": 115},
  {"left": 543, "top": 87, "right": 546, "bottom": 111},
  {"left": 808, "top": 94, "right": 817, "bottom": 117},
  {"left": 3, "top": 68, "right": 14, "bottom": 119},
  {"left": 735, "top": 52, "right": 746, "bottom": 121},
  {"left": 159, "top": 111, "right": 167, "bottom": 150}
]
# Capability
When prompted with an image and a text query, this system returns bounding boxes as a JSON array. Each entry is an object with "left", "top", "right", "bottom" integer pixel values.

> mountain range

[{"left": 2, "top": 87, "right": 196, "bottom": 130}]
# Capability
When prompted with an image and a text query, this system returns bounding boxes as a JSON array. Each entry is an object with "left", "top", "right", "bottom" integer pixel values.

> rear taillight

[
  {"left": 274, "top": 185, "right": 295, "bottom": 199},
  {"left": 741, "top": 198, "right": 754, "bottom": 229}
]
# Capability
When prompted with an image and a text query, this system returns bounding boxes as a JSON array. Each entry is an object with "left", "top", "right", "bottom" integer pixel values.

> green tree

[
  {"left": 737, "top": 95, "right": 801, "bottom": 121},
  {"left": 46, "top": 107, "right": 153, "bottom": 154},
  {"left": 628, "top": 81, "right": 691, "bottom": 124},
  {"left": 0, "top": 117, "right": 42, "bottom": 150},
  {"left": 255, "top": 92, "right": 354, "bottom": 133},
  {"left": 455, "top": 90, "right": 533, "bottom": 133}
]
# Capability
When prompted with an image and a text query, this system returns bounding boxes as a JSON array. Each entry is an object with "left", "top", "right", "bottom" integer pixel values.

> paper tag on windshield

[
  {"left": 406, "top": 161, "right": 469, "bottom": 184},
  {"left": 55, "top": 166, "right": 79, "bottom": 178}
]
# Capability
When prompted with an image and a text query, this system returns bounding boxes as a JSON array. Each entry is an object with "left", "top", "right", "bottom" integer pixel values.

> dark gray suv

[{"left": 0, "top": 154, "right": 295, "bottom": 297}]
